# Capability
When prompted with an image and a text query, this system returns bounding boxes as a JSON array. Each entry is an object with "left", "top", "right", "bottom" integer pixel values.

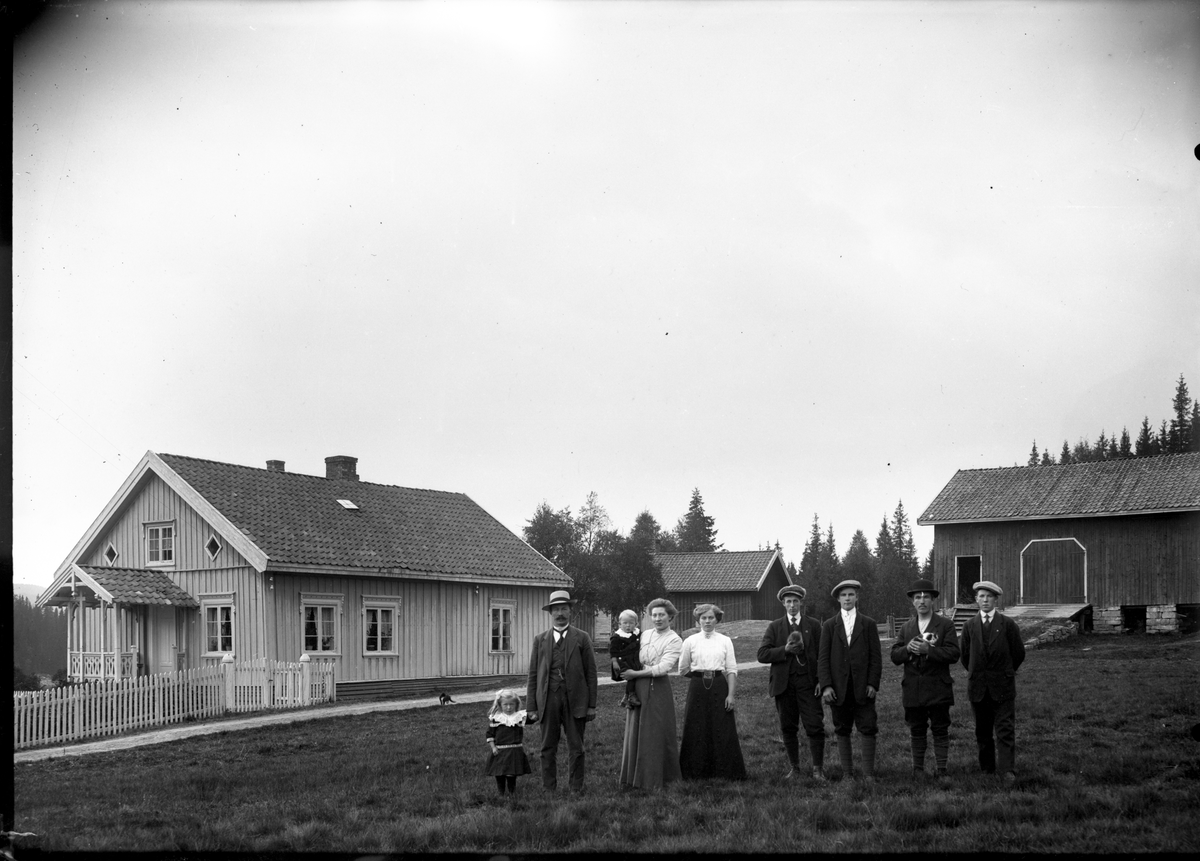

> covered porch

[{"left": 36, "top": 564, "right": 200, "bottom": 682}]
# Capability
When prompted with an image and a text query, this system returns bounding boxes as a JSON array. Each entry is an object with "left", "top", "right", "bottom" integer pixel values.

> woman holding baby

[
  {"left": 618, "top": 597, "right": 683, "bottom": 790},
  {"left": 677, "top": 603, "right": 747, "bottom": 780}
]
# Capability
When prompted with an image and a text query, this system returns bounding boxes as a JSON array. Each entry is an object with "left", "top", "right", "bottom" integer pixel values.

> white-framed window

[
  {"left": 200, "top": 593, "right": 236, "bottom": 656},
  {"left": 204, "top": 532, "right": 223, "bottom": 561},
  {"left": 362, "top": 596, "right": 401, "bottom": 656},
  {"left": 104, "top": 541, "right": 119, "bottom": 566},
  {"left": 146, "top": 522, "right": 175, "bottom": 567},
  {"left": 490, "top": 600, "right": 516, "bottom": 653},
  {"left": 300, "top": 592, "right": 344, "bottom": 655}
]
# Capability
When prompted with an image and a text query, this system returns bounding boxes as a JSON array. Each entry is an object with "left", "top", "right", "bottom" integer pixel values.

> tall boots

[
  {"left": 837, "top": 734, "right": 876, "bottom": 781},
  {"left": 837, "top": 735, "right": 854, "bottom": 779}
]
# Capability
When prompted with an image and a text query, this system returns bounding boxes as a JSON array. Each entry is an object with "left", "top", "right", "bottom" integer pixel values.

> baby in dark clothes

[{"left": 610, "top": 609, "right": 643, "bottom": 709}]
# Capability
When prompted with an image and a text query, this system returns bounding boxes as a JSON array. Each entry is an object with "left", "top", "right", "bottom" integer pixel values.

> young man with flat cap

[
  {"left": 959, "top": 580, "right": 1026, "bottom": 783},
  {"left": 818, "top": 579, "right": 882, "bottom": 782},
  {"left": 889, "top": 577, "right": 960, "bottom": 779},
  {"left": 758, "top": 584, "right": 827, "bottom": 781},
  {"left": 526, "top": 590, "right": 598, "bottom": 792}
]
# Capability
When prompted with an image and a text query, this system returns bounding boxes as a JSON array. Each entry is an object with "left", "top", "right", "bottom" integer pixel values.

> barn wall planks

[{"left": 932, "top": 512, "right": 1199, "bottom": 606}]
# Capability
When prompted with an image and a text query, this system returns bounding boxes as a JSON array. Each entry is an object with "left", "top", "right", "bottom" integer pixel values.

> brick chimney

[
  {"left": 325, "top": 455, "right": 359, "bottom": 481},
  {"left": 266, "top": 460, "right": 286, "bottom": 472}
]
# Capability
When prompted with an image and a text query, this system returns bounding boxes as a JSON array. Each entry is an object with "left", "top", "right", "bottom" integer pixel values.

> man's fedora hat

[
  {"left": 777, "top": 585, "right": 806, "bottom": 601},
  {"left": 972, "top": 580, "right": 1003, "bottom": 597},
  {"left": 906, "top": 578, "right": 939, "bottom": 597},
  {"left": 542, "top": 590, "right": 577, "bottom": 611},
  {"left": 831, "top": 579, "right": 862, "bottom": 597}
]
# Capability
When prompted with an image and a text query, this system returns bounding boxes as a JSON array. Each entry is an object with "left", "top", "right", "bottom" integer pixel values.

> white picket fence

[{"left": 13, "top": 654, "right": 336, "bottom": 751}]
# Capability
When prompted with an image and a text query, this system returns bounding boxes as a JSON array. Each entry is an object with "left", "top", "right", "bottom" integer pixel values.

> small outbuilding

[
  {"left": 917, "top": 452, "right": 1200, "bottom": 634},
  {"left": 655, "top": 548, "right": 794, "bottom": 628}
]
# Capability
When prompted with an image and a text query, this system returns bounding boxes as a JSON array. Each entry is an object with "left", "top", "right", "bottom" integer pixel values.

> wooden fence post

[
  {"left": 300, "top": 654, "right": 311, "bottom": 707},
  {"left": 222, "top": 653, "right": 235, "bottom": 713}
]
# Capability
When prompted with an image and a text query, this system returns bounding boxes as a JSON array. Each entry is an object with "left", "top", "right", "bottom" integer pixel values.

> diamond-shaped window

[
  {"left": 104, "top": 543, "right": 118, "bottom": 566},
  {"left": 205, "top": 534, "right": 222, "bottom": 561}
]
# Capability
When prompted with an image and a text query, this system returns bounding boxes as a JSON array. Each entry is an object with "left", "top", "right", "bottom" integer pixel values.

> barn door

[
  {"left": 1021, "top": 539, "right": 1086, "bottom": 604},
  {"left": 955, "top": 556, "right": 982, "bottom": 605}
]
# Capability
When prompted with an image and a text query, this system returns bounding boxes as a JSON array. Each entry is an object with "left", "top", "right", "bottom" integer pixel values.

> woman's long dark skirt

[{"left": 678, "top": 673, "right": 747, "bottom": 780}]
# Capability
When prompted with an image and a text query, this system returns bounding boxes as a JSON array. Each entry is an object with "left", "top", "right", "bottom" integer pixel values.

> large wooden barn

[
  {"left": 917, "top": 453, "right": 1200, "bottom": 634},
  {"left": 36, "top": 451, "right": 570, "bottom": 698},
  {"left": 656, "top": 549, "right": 793, "bottom": 629}
]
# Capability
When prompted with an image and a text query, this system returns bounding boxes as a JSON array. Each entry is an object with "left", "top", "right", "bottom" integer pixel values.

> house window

[
  {"left": 490, "top": 601, "right": 516, "bottom": 653},
  {"left": 205, "top": 533, "right": 222, "bottom": 561},
  {"left": 300, "top": 593, "right": 343, "bottom": 655},
  {"left": 104, "top": 542, "right": 118, "bottom": 566},
  {"left": 146, "top": 522, "right": 175, "bottom": 566},
  {"left": 200, "top": 594, "right": 235, "bottom": 656},
  {"left": 362, "top": 596, "right": 401, "bottom": 656}
]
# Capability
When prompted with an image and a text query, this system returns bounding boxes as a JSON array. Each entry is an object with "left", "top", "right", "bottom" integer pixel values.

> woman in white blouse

[
  {"left": 618, "top": 597, "right": 683, "bottom": 790},
  {"left": 677, "top": 603, "right": 747, "bottom": 780}
]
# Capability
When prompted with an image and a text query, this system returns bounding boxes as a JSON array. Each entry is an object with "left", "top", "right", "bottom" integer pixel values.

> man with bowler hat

[
  {"left": 526, "top": 590, "right": 598, "bottom": 792},
  {"left": 959, "top": 580, "right": 1026, "bottom": 783},
  {"left": 818, "top": 579, "right": 882, "bottom": 782},
  {"left": 758, "top": 584, "right": 827, "bottom": 781},
  {"left": 890, "top": 577, "right": 960, "bottom": 779}
]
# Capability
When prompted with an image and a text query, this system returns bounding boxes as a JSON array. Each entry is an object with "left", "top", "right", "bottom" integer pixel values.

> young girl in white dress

[{"left": 484, "top": 688, "right": 531, "bottom": 796}]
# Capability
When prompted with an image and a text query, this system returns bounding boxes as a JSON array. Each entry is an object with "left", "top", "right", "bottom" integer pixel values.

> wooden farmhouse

[
  {"left": 36, "top": 452, "right": 571, "bottom": 698},
  {"left": 656, "top": 549, "right": 794, "bottom": 628},
  {"left": 917, "top": 453, "right": 1200, "bottom": 634}
]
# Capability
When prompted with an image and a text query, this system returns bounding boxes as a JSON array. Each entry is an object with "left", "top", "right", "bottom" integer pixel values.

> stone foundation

[
  {"left": 1093, "top": 606, "right": 1123, "bottom": 634},
  {"left": 1092, "top": 604, "right": 1181, "bottom": 634},
  {"left": 1146, "top": 604, "right": 1179, "bottom": 634}
]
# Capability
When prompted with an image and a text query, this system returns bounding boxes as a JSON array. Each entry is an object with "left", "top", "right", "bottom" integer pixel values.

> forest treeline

[
  {"left": 523, "top": 488, "right": 923, "bottom": 625},
  {"left": 1025, "top": 373, "right": 1199, "bottom": 465},
  {"left": 12, "top": 595, "right": 68, "bottom": 684}
]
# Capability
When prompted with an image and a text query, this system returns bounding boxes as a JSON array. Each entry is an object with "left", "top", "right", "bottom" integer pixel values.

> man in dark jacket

[
  {"left": 526, "top": 590, "right": 598, "bottom": 792},
  {"left": 818, "top": 579, "right": 882, "bottom": 782},
  {"left": 757, "top": 584, "right": 826, "bottom": 781},
  {"left": 890, "top": 578, "right": 960, "bottom": 779},
  {"left": 959, "top": 580, "right": 1026, "bottom": 783}
]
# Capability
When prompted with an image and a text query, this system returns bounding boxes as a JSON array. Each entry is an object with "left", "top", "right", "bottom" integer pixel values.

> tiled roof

[
  {"left": 918, "top": 453, "right": 1200, "bottom": 524},
  {"left": 654, "top": 550, "right": 778, "bottom": 592},
  {"left": 77, "top": 566, "right": 200, "bottom": 607},
  {"left": 157, "top": 454, "right": 568, "bottom": 584}
]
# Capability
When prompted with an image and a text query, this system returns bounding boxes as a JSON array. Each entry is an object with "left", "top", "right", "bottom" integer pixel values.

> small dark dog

[
  {"left": 438, "top": 692, "right": 455, "bottom": 705},
  {"left": 787, "top": 631, "right": 807, "bottom": 664}
]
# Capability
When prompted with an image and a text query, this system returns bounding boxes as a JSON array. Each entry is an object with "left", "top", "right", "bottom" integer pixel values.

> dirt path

[{"left": 14, "top": 661, "right": 766, "bottom": 764}]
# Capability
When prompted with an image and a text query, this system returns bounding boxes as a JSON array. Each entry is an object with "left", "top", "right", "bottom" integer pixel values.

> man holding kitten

[
  {"left": 889, "top": 578, "right": 960, "bottom": 780},
  {"left": 758, "top": 584, "right": 827, "bottom": 781}
]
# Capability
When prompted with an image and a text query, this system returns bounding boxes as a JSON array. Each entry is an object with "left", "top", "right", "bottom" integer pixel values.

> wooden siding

[
  {"left": 666, "top": 592, "right": 754, "bottom": 629},
  {"left": 266, "top": 575, "right": 562, "bottom": 683},
  {"left": 753, "top": 560, "right": 793, "bottom": 620},
  {"left": 79, "top": 473, "right": 253, "bottom": 574},
  {"left": 932, "top": 512, "right": 1200, "bottom": 606}
]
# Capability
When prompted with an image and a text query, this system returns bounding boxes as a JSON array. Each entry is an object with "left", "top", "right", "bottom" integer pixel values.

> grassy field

[{"left": 13, "top": 630, "right": 1199, "bottom": 853}]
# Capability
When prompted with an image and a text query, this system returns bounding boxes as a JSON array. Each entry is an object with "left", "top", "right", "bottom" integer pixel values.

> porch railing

[
  {"left": 14, "top": 655, "right": 336, "bottom": 751},
  {"left": 68, "top": 651, "right": 137, "bottom": 681}
]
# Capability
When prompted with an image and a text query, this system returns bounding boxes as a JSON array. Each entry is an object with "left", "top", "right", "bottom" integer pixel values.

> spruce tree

[
  {"left": 1191, "top": 401, "right": 1200, "bottom": 452},
  {"left": 1119, "top": 427, "right": 1132, "bottom": 458},
  {"left": 1060, "top": 440, "right": 1073, "bottom": 464},
  {"left": 1027, "top": 440, "right": 1039, "bottom": 467},
  {"left": 1169, "top": 374, "right": 1191, "bottom": 453},
  {"left": 1136, "top": 417, "right": 1154, "bottom": 456},
  {"left": 674, "top": 488, "right": 721, "bottom": 552}
]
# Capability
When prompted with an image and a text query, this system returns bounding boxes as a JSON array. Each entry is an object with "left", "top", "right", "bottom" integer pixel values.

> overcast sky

[{"left": 13, "top": 0, "right": 1200, "bottom": 589}]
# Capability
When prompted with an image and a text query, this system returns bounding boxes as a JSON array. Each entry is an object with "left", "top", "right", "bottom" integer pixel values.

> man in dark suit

[
  {"left": 818, "top": 579, "right": 882, "bottom": 782},
  {"left": 526, "top": 590, "right": 598, "bottom": 792},
  {"left": 960, "top": 580, "right": 1026, "bottom": 783},
  {"left": 889, "top": 577, "right": 960, "bottom": 779},
  {"left": 757, "top": 584, "right": 827, "bottom": 781}
]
